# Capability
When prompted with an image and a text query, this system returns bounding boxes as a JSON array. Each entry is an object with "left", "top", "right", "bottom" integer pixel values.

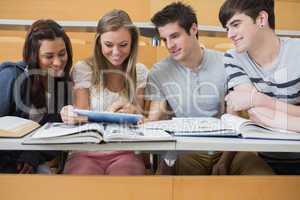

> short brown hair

[{"left": 151, "top": 2, "right": 198, "bottom": 38}]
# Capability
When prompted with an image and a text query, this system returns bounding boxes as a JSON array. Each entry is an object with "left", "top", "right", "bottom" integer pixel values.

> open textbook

[
  {"left": 0, "top": 116, "right": 40, "bottom": 138},
  {"left": 142, "top": 114, "right": 300, "bottom": 140},
  {"left": 23, "top": 122, "right": 174, "bottom": 144},
  {"left": 220, "top": 114, "right": 300, "bottom": 140},
  {"left": 142, "top": 117, "right": 238, "bottom": 137}
]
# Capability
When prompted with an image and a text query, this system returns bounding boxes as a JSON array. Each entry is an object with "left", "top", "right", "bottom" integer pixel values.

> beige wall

[
  {"left": 0, "top": 0, "right": 150, "bottom": 21},
  {"left": 0, "top": 0, "right": 300, "bottom": 66}
]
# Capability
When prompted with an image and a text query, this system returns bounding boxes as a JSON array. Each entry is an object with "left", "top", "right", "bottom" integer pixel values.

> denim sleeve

[{"left": 0, "top": 68, "right": 16, "bottom": 116}]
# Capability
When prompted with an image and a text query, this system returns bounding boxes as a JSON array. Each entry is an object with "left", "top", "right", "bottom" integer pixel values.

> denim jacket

[
  {"left": 0, "top": 61, "right": 29, "bottom": 118},
  {"left": 0, "top": 61, "right": 69, "bottom": 172}
]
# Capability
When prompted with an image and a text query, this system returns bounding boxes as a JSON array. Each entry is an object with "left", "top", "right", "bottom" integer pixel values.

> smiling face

[
  {"left": 100, "top": 27, "right": 132, "bottom": 68},
  {"left": 158, "top": 21, "right": 197, "bottom": 64},
  {"left": 38, "top": 37, "right": 68, "bottom": 77},
  {"left": 225, "top": 13, "right": 261, "bottom": 53}
]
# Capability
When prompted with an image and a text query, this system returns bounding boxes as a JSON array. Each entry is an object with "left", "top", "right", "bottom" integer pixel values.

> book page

[
  {"left": 104, "top": 124, "right": 174, "bottom": 141},
  {"left": 142, "top": 117, "right": 232, "bottom": 132},
  {"left": 24, "top": 131, "right": 103, "bottom": 144},
  {"left": 31, "top": 123, "right": 103, "bottom": 139},
  {"left": 222, "top": 114, "right": 300, "bottom": 140},
  {"left": 221, "top": 114, "right": 251, "bottom": 132},
  {"left": 240, "top": 125, "right": 300, "bottom": 140},
  {"left": 263, "top": 125, "right": 299, "bottom": 134},
  {"left": 0, "top": 116, "right": 40, "bottom": 137},
  {"left": 0, "top": 116, "right": 37, "bottom": 130}
]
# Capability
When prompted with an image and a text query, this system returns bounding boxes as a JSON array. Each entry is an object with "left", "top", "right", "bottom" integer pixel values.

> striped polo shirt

[{"left": 224, "top": 37, "right": 300, "bottom": 160}]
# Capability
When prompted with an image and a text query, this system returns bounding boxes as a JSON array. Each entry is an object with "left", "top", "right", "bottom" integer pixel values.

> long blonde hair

[{"left": 88, "top": 9, "right": 139, "bottom": 102}]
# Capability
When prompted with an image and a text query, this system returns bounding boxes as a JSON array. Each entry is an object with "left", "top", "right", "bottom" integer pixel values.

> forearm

[
  {"left": 253, "top": 92, "right": 300, "bottom": 116},
  {"left": 288, "top": 115, "right": 300, "bottom": 132},
  {"left": 226, "top": 105, "right": 239, "bottom": 115},
  {"left": 146, "top": 100, "right": 169, "bottom": 121}
]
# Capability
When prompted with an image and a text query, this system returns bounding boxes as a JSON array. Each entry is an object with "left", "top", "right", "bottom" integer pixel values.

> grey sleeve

[
  {"left": 0, "top": 68, "right": 15, "bottom": 116},
  {"left": 144, "top": 70, "right": 165, "bottom": 101},
  {"left": 224, "top": 53, "right": 252, "bottom": 90}
]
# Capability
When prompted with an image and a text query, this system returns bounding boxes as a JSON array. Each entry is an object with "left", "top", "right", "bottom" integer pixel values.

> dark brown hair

[
  {"left": 219, "top": 0, "right": 275, "bottom": 30},
  {"left": 151, "top": 2, "right": 198, "bottom": 38},
  {"left": 23, "top": 19, "right": 73, "bottom": 109}
]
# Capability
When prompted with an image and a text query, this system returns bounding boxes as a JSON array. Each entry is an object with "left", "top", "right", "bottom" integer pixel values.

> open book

[
  {"left": 0, "top": 116, "right": 40, "bottom": 138},
  {"left": 74, "top": 109, "right": 143, "bottom": 124},
  {"left": 142, "top": 117, "right": 238, "bottom": 137},
  {"left": 221, "top": 114, "right": 300, "bottom": 140},
  {"left": 142, "top": 114, "right": 300, "bottom": 140},
  {"left": 23, "top": 122, "right": 174, "bottom": 144}
]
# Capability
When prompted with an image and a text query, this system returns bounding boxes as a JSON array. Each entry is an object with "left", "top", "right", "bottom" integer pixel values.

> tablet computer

[{"left": 74, "top": 109, "right": 143, "bottom": 124}]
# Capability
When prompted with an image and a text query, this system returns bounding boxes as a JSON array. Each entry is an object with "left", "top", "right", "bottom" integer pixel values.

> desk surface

[
  {"left": 175, "top": 137, "right": 300, "bottom": 152},
  {"left": 1, "top": 135, "right": 300, "bottom": 152},
  {"left": 0, "top": 136, "right": 175, "bottom": 151}
]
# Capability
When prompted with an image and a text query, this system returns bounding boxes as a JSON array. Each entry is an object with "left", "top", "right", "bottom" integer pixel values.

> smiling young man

[
  {"left": 145, "top": 2, "right": 273, "bottom": 175},
  {"left": 219, "top": 0, "right": 300, "bottom": 174}
]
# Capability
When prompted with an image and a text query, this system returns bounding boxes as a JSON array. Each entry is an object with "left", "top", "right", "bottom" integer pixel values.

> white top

[{"left": 72, "top": 61, "right": 148, "bottom": 111}]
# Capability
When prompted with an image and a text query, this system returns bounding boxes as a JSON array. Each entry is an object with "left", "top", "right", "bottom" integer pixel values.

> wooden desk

[
  {"left": 1, "top": 135, "right": 300, "bottom": 153},
  {"left": 1, "top": 137, "right": 300, "bottom": 200},
  {"left": 175, "top": 137, "right": 300, "bottom": 152},
  {"left": 0, "top": 175, "right": 299, "bottom": 200},
  {"left": 0, "top": 136, "right": 176, "bottom": 151}
]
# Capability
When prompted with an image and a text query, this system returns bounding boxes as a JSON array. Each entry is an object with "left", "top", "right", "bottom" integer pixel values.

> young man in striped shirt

[{"left": 219, "top": 0, "right": 300, "bottom": 174}]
